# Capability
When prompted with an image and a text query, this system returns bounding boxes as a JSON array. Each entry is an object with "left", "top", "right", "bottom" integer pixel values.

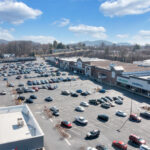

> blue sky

[{"left": 0, "top": 0, "right": 150, "bottom": 45}]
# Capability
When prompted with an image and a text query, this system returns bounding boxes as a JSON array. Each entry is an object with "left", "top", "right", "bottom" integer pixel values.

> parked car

[
  {"left": 140, "top": 145, "right": 150, "bottom": 150},
  {"left": 118, "top": 96, "right": 124, "bottom": 100},
  {"left": 16, "top": 75, "right": 21, "bottom": 79},
  {"left": 75, "top": 116, "right": 88, "bottom": 125},
  {"left": 71, "top": 92, "right": 78, "bottom": 97},
  {"left": 8, "top": 83, "right": 14, "bottom": 87},
  {"left": 18, "top": 83, "right": 24, "bottom": 87},
  {"left": 50, "top": 106, "right": 59, "bottom": 116},
  {"left": 86, "top": 147, "right": 97, "bottom": 150},
  {"left": 45, "top": 96, "right": 53, "bottom": 102},
  {"left": 115, "top": 99, "right": 123, "bottom": 105},
  {"left": 76, "top": 89, "right": 82, "bottom": 93},
  {"left": 99, "top": 89, "right": 106, "bottom": 93},
  {"left": 129, "top": 113, "right": 141, "bottom": 122},
  {"left": 75, "top": 106, "right": 85, "bottom": 112},
  {"left": 30, "top": 95, "right": 37, "bottom": 99},
  {"left": 17, "top": 96, "right": 25, "bottom": 101},
  {"left": 96, "top": 144, "right": 108, "bottom": 150},
  {"left": 81, "top": 91, "right": 90, "bottom": 96},
  {"left": 61, "top": 121, "right": 72, "bottom": 128},
  {"left": 112, "top": 140, "right": 127, "bottom": 150},
  {"left": 80, "top": 101, "right": 89, "bottom": 107},
  {"left": 105, "top": 96, "right": 113, "bottom": 101},
  {"left": 129, "top": 134, "right": 146, "bottom": 146},
  {"left": 0, "top": 90, "right": 7, "bottom": 95},
  {"left": 140, "top": 111, "right": 150, "bottom": 119},
  {"left": 97, "top": 114, "right": 109, "bottom": 122},
  {"left": 89, "top": 99, "right": 99, "bottom": 105},
  {"left": 101, "top": 103, "right": 111, "bottom": 109},
  {"left": 86, "top": 130, "right": 100, "bottom": 139},
  {"left": 61, "top": 90, "right": 70, "bottom": 95},
  {"left": 116, "top": 110, "right": 127, "bottom": 117},
  {"left": 25, "top": 98, "right": 34, "bottom": 103},
  {"left": 97, "top": 98, "right": 105, "bottom": 104},
  {"left": 50, "top": 106, "right": 59, "bottom": 112},
  {"left": 32, "top": 87, "right": 39, "bottom": 92}
]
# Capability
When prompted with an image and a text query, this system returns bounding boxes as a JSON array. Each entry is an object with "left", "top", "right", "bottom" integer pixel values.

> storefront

[{"left": 117, "top": 76, "right": 150, "bottom": 97}]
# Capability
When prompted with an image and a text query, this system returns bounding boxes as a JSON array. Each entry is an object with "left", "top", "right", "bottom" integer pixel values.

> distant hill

[
  {"left": 117, "top": 42, "right": 131, "bottom": 46},
  {"left": 81, "top": 40, "right": 113, "bottom": 46},
  {"left": 0, "top": 39, "right": 8, "bottom": 44},
  {"left": 79, "top": 40, "right": 132, "bottom": 47}
]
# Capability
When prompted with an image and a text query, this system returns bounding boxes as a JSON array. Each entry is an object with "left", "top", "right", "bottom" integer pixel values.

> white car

[
  {"left": 140, "top": 145, "right": 150, "bottom": 150},
  {"left": 116, "top": 110, "right": 127, "bottom": 117},
  {"left": 0, "top": 90, "right": 7, "bottom": 95},
  {"left": 80, "top": 102, "right": 89, "bottom": 107},
  {"left": 115, "top": 100, "right": 123, "bottom": 105},
  {"left": 75, "top": 116, "right": 88, "bottom": 125},
  {"left": 87, "top": 147, "right": 97, "bottom": 150},
  {"left": 75, "top": 106, "right": 85, "bottom": 112}
]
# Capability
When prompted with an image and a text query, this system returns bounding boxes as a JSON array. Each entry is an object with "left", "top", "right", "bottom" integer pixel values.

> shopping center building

[{"left": 46, "top": 56, "right": 150, "bottom": 98}]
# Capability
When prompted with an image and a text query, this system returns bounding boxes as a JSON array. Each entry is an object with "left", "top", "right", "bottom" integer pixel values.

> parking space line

[
  {"left": 64, "top": 138, "right": 71, "bottom": 146},
  {"left": 49, "top": 118, "right": 53, "bottom": 123}
]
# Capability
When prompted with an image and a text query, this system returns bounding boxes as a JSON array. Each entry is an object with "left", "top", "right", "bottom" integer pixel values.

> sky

[{"left": 0, "top": 0, "right": 150, "bottom": 45}]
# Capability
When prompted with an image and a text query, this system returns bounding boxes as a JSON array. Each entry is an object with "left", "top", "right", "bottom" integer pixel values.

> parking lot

[{"left": 0, "top": 58, "right": 150, "bottom": 150}]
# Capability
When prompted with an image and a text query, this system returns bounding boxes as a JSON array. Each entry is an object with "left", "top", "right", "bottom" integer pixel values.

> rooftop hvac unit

[{"left": 17, "top": 118, "right": 24, "bottom": 127}]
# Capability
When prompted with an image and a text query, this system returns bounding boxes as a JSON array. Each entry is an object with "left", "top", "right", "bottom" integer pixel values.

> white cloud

[
  {"left": 59, "top": 18, "right": 70, "bottom": 27},
  {"left": 68, "top": 24, "right": 107, "bottom": 39},
  {"left": 132, "top": 30, "right": 150, "bottom": 45},
  {"left": 21, "top": 35, "right": 56, "bottom": 44},
  {"left": 0, "top": 0, "right": 42, "bottom": 24},
  {"left": 53, "top": 18, "right": 70, "bottom": 27},
  {"left": 117, "top": 34, "right": 128, "bottom": 38},
  {"left": 100, "top": 0, "right": 150, "bottom": 17},
  {"left": 0, "top": 27, "right": 14, "bottom": 40}
]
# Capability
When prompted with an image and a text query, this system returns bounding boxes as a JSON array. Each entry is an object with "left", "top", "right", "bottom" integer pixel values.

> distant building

[
  {"left": 0, "top": 105, "right": 44, "bottom": 150},
  {"left": 53, "top": 49, "right": 72, "bottom": 53},
  {"left": 2, "top": 53, "right": 15, "bottom": 58}
]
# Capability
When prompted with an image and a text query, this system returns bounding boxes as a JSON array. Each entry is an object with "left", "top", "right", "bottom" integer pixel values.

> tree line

[{"left": 0, "top": 40, "right": 67, "bottom": 57}]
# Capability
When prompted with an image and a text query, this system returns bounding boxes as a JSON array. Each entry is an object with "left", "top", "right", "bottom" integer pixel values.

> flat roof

[
  {"left": 0, "top": 112, "right": 31, "bottom": 144},
  {"left": 59, "top": 57, "right": 106, "bottom": 62},
  {"left": 139, "top": 76, "right": 150, "bottom": 80},
  {"left": 0, "top": 105, "right": 44, "bottom": 145},
  {"left": 90, "top": 60, "right": 150, "bottom": 72}
]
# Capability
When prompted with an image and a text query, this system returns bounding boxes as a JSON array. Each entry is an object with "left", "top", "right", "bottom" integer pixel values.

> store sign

[
  {"left": 117, "top": 77, "right": 129, "bottom": 84},
  {"left": 77, "top": 61, "right": 82, "bottom": 69},
  {"left": 131, "top": 82, "right": 143, "bottom": 88}
]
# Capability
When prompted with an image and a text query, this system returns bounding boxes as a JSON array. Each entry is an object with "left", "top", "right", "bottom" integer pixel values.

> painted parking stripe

[{"left": 64, "top": 138, "right": 71, "bottom": 146}]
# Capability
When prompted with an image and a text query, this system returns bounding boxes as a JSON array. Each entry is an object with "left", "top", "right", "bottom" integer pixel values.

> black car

[
  {"left": 97, "top": 98, "right": 105, "bottom": 104},
  {"left": 105, "top": 96, "right": 113, "bottom": 101},
  {"left": 16, "top": 88, "right": 24, "bottom": 94},
  {"left": 97, "top": 114, "right": 109, "bottom": 122},
  {"left": 17, "top": 96, "right": 25, "bottom": 101},
  {"left": 96, "top": 144, "right": 108, "bottom": 150},
  {"left": 30, "top": 95, "right": 37, "bottom": 99},
  {"left": 45, "top": 96, "right": 53, "bottom": 102},
  {"left": 140, "top": 112, "right": 150, "bottom": 119},
  {"left": 89, "top": 99, "right": 99, "bottom": 105},
  {"left": 81, "top": 91, "right": 89, "bottom": 96},
  {"left": 52, "top": 111, "right": 59, "bottom": 116},
  {"left": 71, "top": 92, "right": 78, "bottom": 97},
  {"left": 86, "top": 130, "right": 100, "bottom": 139},
  {"left": 25, "top": 98, "right": 34, "bottom": 103}
]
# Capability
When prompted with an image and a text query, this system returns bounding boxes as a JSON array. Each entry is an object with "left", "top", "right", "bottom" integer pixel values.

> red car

[
  {"left": 61, "top": 121, "right": 72, "bottom": 128},
  {"left": 32, "top": 87, "right": 39, "bottom": 92},
  {"left": 129, "top": 134, "right": 146, "bottom": 145},
  {"left": 129, "top": 113, "right": 141, "bottom": 122},
  {"left": 112, "top": 141, "right": 127, "bottom": 150}
]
